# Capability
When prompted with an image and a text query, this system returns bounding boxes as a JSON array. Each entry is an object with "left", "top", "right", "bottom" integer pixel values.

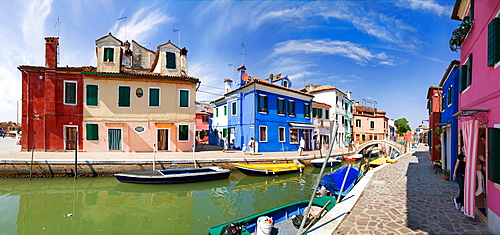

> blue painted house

[
  {"left": 438, "top": 60, "right": 460, "bottom": 173},
  {"left": 211, "top": 66, "right": 314, "bottom": 152}
]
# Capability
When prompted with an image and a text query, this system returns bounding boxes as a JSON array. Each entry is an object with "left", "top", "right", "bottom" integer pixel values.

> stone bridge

[{"left": 353, "top": 140, "right": 406, "bottom": 155}]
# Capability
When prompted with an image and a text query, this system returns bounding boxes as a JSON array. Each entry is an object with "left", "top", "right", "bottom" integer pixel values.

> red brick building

[{"left": 18, "top": 37, "right": 84, "bottom": 151}]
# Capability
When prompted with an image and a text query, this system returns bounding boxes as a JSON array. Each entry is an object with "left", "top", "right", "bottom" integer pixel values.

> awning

[
  {"left": 451, "top": 109, "right": 489, "bottom": 118},
  {"left": 288, "top": 122, "right": 315, "bottom": 129}
]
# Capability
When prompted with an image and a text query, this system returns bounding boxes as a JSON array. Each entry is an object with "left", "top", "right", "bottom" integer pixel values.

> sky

[{"left": 0, "top": 0, "right": 460, "bottom": 128}]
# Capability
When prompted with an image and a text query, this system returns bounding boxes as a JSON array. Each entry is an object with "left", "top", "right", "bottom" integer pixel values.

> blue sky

[{"left": 0, "top": 0, "right": 459, "bottom": 128}]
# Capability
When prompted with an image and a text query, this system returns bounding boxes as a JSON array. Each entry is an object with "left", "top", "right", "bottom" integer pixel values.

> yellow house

[{"left": 82, "top": 33, "right": 198, "bottom": 152}]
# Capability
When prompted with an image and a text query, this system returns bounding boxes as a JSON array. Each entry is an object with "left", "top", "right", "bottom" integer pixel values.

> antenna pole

[
  {"left": 173, "top": 29, "right": 181, "bottom": 48},
  {"left": 240, "top": 43, "right": 246, "bottom": 65},
  {"left": 117, "top": 16, "right": 128, "bottom": 39}
]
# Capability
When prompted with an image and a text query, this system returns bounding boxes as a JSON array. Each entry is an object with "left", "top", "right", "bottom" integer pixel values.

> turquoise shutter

[
  {"left": 467, "top": 54, "right": 473, "bottom": 87},
  {"left": 459, "top": 64, "right": 468, "bottom": 92},
  {"left": 180, "top": 90, "right": 189, "bottom": 107},
  {"left": 86, "top": 85, "right": 98, "bottom": 106},
  {"left": 104, "top": 48, "right": 114, "bottom": 62},
  {"left": 86, "top": 124, "right": 98, "bottom": 141}
]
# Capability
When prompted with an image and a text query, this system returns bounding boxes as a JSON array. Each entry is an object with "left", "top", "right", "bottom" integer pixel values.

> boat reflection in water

[{"left": 0, "top": 168, "right": 323, "bottom": 235}]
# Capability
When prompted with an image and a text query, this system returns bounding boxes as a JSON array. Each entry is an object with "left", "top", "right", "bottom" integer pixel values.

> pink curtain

[{"left": 461, "top": 119, "right": 479, "bottom": 218}]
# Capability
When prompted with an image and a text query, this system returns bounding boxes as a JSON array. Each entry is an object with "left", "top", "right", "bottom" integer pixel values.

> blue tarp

[{"left": 320, "top": 166, "right": 359, "bottom": 193}]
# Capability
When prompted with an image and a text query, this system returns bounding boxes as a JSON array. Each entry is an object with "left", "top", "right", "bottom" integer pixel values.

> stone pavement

[{"left": 333, "top": 144, "right": 493, "bottom": 235}]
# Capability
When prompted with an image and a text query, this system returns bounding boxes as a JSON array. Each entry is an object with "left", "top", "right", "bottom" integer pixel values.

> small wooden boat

[
  {"left": 310, "top": 157, "right": 341, "bottom": 167},
  {"left": 319, "top": 166, "right": 361, "bottom": 197},
  {"left": 233, "top": 161, "right": 305, "bottom": 175},
  {"left": 344, "top": 153, "right": 363, "bottom": 161},
  {"left": 207, "top": 196, "right": 336, "bottom": 235},
  {"left": 369, "top": 157, "right": 388, "bottom": 166},
  {"left": 114, "top": 166, "right": 231, "bottom": 184}
]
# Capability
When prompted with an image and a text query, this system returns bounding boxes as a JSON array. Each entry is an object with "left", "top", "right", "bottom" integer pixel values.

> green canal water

[{"left": 0, "top": 166, "right": 343, "bottom": 235}]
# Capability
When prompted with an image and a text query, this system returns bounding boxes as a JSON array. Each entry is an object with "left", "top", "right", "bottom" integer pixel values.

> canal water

[{"left": 0, "top": 165, "right": 344, "bottom": 235}]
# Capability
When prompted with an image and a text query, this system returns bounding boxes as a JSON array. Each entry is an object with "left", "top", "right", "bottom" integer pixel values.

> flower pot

[{"left": 444, "top": 174, "right": 450, "bottom": 181}]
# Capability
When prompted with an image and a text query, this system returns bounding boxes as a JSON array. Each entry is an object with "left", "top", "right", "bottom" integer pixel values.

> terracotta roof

[
  {"left": 237, "top": 65, "right": 246, "bottom": 71},
  {"left": 81, "top": 67, "right": 199, "bottom": 83},
  {"left": 309, "top": 85, "right": 347, "bottom": 96},
  {"left": 157, "top": 40, "right": 181, "bottom": 51},
  {"left": 312, "top": 101, "right": 331, "bottom": 108},
  {"left": 240, "top": 77, "right": 312, "bottom": 97},
  {"left": 224, "top": 79, "right": 233, "bottom": 82}
]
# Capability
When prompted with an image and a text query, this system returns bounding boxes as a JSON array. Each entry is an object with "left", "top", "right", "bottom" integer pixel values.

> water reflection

[{"left": 0, "top": 166, "right": 346, "bottom": 235}]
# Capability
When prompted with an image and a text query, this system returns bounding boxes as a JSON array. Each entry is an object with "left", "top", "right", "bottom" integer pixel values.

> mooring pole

[
  {"left": 74, "top": 131, "right": 78, "bottom": 179},
  {"left": 30, "top": 131, "right": 36, "bottom": 179}
]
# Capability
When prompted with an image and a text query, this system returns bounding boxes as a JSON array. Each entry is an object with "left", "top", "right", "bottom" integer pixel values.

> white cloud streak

[
  {"left": 395, "top": 0, "right": 452, "bottom": 17},
  {"left": 272, "top": 39, "right": 392, "bottom": 66}
]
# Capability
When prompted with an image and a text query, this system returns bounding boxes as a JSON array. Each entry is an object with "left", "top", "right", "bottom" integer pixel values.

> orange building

[{"left": 352, "top": 103, "right": 388, "bottom": 144}]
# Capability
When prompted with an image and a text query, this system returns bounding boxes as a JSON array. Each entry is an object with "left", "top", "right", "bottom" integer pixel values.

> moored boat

[
  {"left": 319, "top": 166, "right": 362, "bottom": 197},
  {"left": 310, "top": 157, "right": 341, "bottom": 167},
  {"left": 207, "top": 196, "right": 336, "bottom": 235},
  {"left": 233, "top": 161, "right": 305, "bottom": 175},
  {"left": 344, "top": 153, "right": 363, "bottom": 161},
  {"left": 114, "top": 166, "right": 231, "bottom": 184}
]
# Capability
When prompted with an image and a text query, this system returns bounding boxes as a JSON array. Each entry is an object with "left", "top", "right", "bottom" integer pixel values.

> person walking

[
  {"left": 453, "top": 147, "right": 466, "bottom": 212},
  {"left": 248, "top": 137, "right": 256, "bottom": 155},
  {"left": 298, "top": 137, "right": 305, "bottom": 156},
  {"left": 223, "top": 136, "right": 228, "bottom": 153}
]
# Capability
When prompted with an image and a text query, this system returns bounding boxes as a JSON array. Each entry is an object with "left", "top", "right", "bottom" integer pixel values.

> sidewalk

[{"left": 313, "top": 144, "right": 493, "bottom": 234}]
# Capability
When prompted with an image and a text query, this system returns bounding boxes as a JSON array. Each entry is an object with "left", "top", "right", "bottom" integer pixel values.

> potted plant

[
  {"left": 449, "top": 17, "right": 473, "bottom": 52},
  {"left": 443, "top": 169, "right": 450, "bottom": 181},
  {"left": 435, "top": 144, "right": 442, "bottom": 152}
]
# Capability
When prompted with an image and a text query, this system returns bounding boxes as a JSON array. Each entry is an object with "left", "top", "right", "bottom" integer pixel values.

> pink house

[
  {"left": 451, "top": 0, "right": 500, "bottom": 231},
  {"left": 352, "top": 103, "right": 388, "bottom": 144}
]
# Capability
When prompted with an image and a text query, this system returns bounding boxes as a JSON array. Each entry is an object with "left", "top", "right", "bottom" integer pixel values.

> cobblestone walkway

[{"left": 334, "top": 145, "right": 493, "bottom": 234}]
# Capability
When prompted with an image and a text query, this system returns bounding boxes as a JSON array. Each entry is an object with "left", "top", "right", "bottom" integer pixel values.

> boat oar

[{"left": 301, "top": 200, "right": 331, "bottom": 234}]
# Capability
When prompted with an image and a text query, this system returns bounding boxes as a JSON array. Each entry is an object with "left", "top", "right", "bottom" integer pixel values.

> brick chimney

[{"left": 44, "top": 37, "right": 59, "bottom": 69}]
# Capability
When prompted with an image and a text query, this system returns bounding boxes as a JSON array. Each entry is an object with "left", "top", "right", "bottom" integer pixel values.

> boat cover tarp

[{"left": 319, "top": 166, "right": 359, "bottom": 192}]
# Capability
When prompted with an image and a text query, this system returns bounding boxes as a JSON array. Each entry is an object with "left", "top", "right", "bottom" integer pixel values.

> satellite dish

[{"left": 242, "top": 73, "right": 249, "bottom": 82}]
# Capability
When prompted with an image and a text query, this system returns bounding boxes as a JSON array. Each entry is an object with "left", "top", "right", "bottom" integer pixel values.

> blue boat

[
  {"left": 114, "top": 167, "right": 231, "bottom": 184},
  {"left": 310, "top": 157, "right": 342, "bottom": 167},
  {"left": 319, "top": 166, "right": 361, "bottom": 196}
]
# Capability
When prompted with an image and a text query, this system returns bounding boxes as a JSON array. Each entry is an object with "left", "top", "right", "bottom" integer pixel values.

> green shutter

[
  {"left": 86, "top": 124, "right": 98, "bottom": 141},
  {"left": 223, "top": 128, "right": 228, "bottom": 138},
  {"left": 86, "top": 84, "right": 98, "bottom": 106},
  {"left": 180, "top": 90, "right": 189, "bottom": 107},
  {"left": 467, "top": 54, "right": 473, "bottom": 87},
  {"left": 232, "top": 102, "right": 237, "bottom": 115},
  {"left": 149, "top": 88, "right": 160, "bottom": 106},
  {"left": 104, "top": 48, "right": 114, "bottom": 62},
  {"left": 65, "top": 82, "right": 76, "bottom": 104},
  {"left": 118, "top": 86, "right": 130, "bottom": 107},
  {"left": 488, "top": 128, "right": 500, "bottom": 183},
  {"left": 459, "top": 64, "right": 468, "bottom": 92},
  {"left": 179, "top": 125, "right": 189, "bottom": 141},
  {"left": 166, "top": 52, "right": 176, "bottom": 69},
  {"left": 488, "top": 18, "right": 500, "bottom": 66}
]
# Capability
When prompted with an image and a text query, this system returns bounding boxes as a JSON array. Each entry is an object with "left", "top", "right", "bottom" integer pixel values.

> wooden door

[{"left": 66, "top": 127, "right": 77, "bottom": 150}]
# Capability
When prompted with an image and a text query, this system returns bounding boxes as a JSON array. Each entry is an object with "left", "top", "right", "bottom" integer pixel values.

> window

[
  {"left": 166, "top": 52, "right": 176, "bottom": 69},
  {"left": 487, "top": 128, "right": 500, "bottom": 183},
  {"left": 278, "top": 98, "right": 286, "bottom": 115},
  {"left": 179, "top": 89, "right": 189, "bottom": 108},
  {"left": 118, "top": 86, "right": 131, "bottom": 107},
  {"left": 370, "top": 121, "right": 375, "bottom": 129},
  {"left": 304, "top": 103, "right": 311, "bottom": 118},
  {"left": 202, "top": 115, "right": 209, "bottom": 123},
  {"left": 86, "top": 124, "right": 99, "bottom": 141},
  {"left": 342, "top": 116, "right": 345, "bottom": 125},
  {"left": 460, "top": 54, "right": 472, "bottom": 92},
  {"left": 288, "top": 100, "right": 295, "bottom": 116},
  {"left": 224, "top": 105, "right": 227, "bottom": 116},
  {"left": 279, "top": 127, "right": 285, "bottom": 142},
  {"left": 283, "top": 80, "right": 288, "bottom": 88},
  {"left": 86, "top": 84, "right": 98, "bottom": 106},
  {"left": 104, "top": 48, "right": 114, "bottom": 62},
  {"left": 355, "top": 119, "right": 361, "bottom": 127},
  {"left": 325, "top": 109, "right": 329, "bottom": 119},
  {"left": 231, "top": 102, "right": 237, "bottom": 116},
  {"left": 216, "top": 107, "right": 219, "bottom": 117},
  {"left": 318, "top": 109, "right": 323, "bottom": 118},
  {"left": 134, "top": 125, "right": 145, "bottom": 133},
  {"left": 290, "top": 128, "right": 298, "bottom": 144},
  {"left": 222, "top": 128, "right": 228, "bottom": 138},
  {"left": 64, "top": 81, "right": 77, "bottom": 105},
  {"left": 258, "top": 95, "right": 268, "bottom": 113},
  {"left": 178, "top": 124, "right": 189, "bottom": 141},
  {"left": 488, "top": 18, "right": 500, "bottom": 66},
  {"left": 259, "top": 126, "right": 267, "bottom": 142},
  {"left": 313, "top": 108, "right": 318, "bottom": 118},
  {"left": 149, "top": 88, "right": 160, "bottom": 107}
]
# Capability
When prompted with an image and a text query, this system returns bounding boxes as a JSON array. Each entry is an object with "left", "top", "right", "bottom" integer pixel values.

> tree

[{"left": 395, "top": 118, "right": 411, "bottom": 136}]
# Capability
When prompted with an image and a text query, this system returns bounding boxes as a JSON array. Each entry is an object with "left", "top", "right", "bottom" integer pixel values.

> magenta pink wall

[{"left": 458, "top": 0, "right": 500, "bottom": 217}]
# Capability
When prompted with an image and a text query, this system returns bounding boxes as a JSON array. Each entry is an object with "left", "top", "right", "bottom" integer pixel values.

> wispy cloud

[
  {"left": 395, "top": 0, "right": 452, "bottom": 17},
  {"left": 110, "top": 7, "right": 175, "bottom": 43},
  {"left": 272, "top": 39, "right": 392, "bottom": 66}
]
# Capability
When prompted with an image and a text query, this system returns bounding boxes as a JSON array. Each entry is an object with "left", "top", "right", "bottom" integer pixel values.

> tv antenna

[
  {"left": 117, "top": 16, "right": 127, "bottom": 39},
  {"left": 240, "top": 43, "right": 246, "bottom": 65},
  {"left": 53, "top": 15, "right": 61, "bottom": 65},
  {"left": 172, "top": 29, "right": 181, "bottom": 48}
]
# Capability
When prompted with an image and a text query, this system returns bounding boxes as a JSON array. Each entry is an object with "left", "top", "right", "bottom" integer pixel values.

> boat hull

[
  {"left": 114, "top": 167, "right": 231, "bottom": 184},
  {"left": 310, "top": 158, "right": 341, "bottom": 167},
  {"left": 207, "top": 196, "right": 336, "bottom": 235},
  {"left": 233, "top": 163, "right": 304, "bottom": 176}
]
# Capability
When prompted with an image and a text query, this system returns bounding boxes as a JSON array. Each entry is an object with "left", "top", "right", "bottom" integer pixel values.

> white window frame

[
  {"left": 64, "top": 80, "right": 77, "bottom": 106},
  {"left": 107, "top": 127, "right": 123, "bottom": 151},
  {"left": 179, "top": 89, "right": 190, "bottom": 108},
  {"left": 278, "top": 98, "right": 286, "bottom": 116},
  {"left": 156, "top": 128, "right": 170, "bottom": 151},
  {"left": 178, "top": 124, "right": 190, "bottom": 142},
  {"left": 278, "top": 127, "right": 286, "bottom": 142},
  {"left": 148, "top": 87, "right": 161, "bottom": 108},
  {"left": 166, "top": 50, "right": 177, "bottom": 70},
  {"left": 259, "top": 126, "right": 268, "bottom": 142},
  {"left": 103, "top": 47, "right": 114, "bottom": 63},
  {"left": 118, "top": 85, "right": 131, "bottom": 108}
]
